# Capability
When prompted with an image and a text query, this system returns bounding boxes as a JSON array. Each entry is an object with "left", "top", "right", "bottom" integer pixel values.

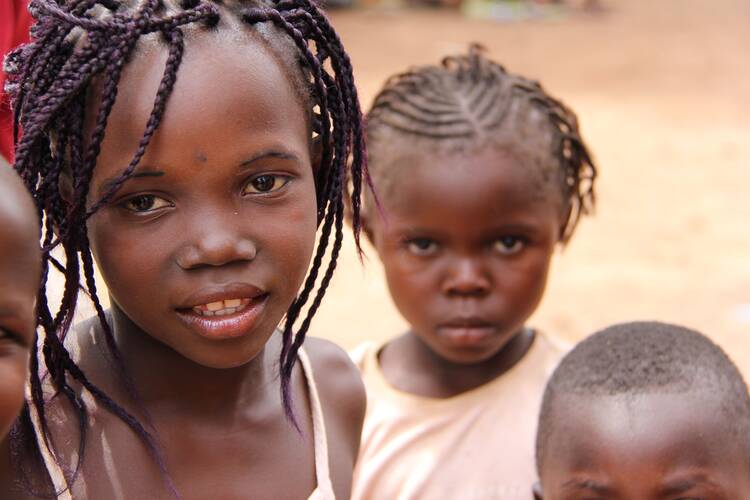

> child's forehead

[
  {"left": 551, "top": 391, "right": 735, "bottom": 465},
  {"left": 0, "top": 169, "right": 37, "bottom": 242},
  {"left": 541, "top": 391, "right": 750, "bottom": 497},
  {"left": 88, "top": 15, "right": 303, "bottom": 107},
  {"left": 85, "top": 23, "right": 307, "bottom": 146},
  {"left": 373, "top": 145, "right": 562, "bottom": 213},
  {"left": 0, "top": 170, "right": 39, "bottom": 330}
]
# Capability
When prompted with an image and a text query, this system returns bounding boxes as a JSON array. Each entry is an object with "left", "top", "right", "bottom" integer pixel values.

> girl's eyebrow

[
  {"left": 562, "top": 478, "right": 612, "bottom": 495},
  {"left": 659, "top": 475, "right": 721, "bottom": 495},
  {"left": 239, "top": 149, "right": 300, "bottom": 169},
  {"left": 97, "top": 170, "right": 165, "bottom": 196}
]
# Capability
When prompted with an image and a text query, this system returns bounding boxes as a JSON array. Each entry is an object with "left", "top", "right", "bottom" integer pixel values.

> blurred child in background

[
  {"left": 535, "top": 321, "right": 750, "bottom": 499},
  {"left": 0, "top": 166, "right": 39, "bottom": 449},
  {"left": 351, "top": 46, "right": 597, "bottom": 499}
]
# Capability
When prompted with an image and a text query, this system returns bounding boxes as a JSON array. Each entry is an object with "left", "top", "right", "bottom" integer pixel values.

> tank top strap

[
  {"left": 298, "top": 348, "right": 336, "bottom": 500},
  {"left": 26, "top": 388, "right": 75, "bottom": 500}
]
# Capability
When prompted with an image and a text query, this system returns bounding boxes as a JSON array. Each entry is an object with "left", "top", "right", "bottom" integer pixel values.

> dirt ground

[{"left": 306, "top": 0, "right": 750, "bottom": 373}]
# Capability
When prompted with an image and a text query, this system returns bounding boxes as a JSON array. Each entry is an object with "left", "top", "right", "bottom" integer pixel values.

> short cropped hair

[{"left": 536, "top": 321, "right": 750, "bottom": 470}]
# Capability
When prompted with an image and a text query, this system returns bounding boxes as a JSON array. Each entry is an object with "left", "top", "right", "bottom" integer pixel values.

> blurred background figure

[
  {"left": 308, "top": 0, "right": 750, "bottom": 378},
  {"left": 323, "top": 0, "right": 602, "bottom": 19},
  {"left": 1, "top": 0, "right": 32, "bottom": 166}
]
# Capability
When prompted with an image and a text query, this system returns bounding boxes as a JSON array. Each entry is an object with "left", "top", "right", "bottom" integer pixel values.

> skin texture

[
  {"left": 537, "top": 392, "right": 750, "bottom": 500},
  {"left": 24, "top": 24, "right": 365, "bottom": 500},
  {"left": 0, "top": 166, "right": 39, "bottom": 438},
  {"left": 365, "top": 147, "right": 564, "bottom": 397}
]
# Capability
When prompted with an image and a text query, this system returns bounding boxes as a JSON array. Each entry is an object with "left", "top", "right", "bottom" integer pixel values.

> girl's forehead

[
  {"left": 90, "top": 24, "right": 304, "bottom": 128},
  {"left": 87, "top": 24, "right": 311, "bottom": 185},
  {"left": 376, "top": 145, "right": 564, "bottom": 209}
]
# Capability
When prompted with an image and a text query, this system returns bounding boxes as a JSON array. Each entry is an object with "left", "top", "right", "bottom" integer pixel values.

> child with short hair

[
  {"left": 0, "top": 166, "right": 39, "bottom": 439},
  {"left": 4, "top": 1, "right": 369, "bottom": 498},
  {"left": 351, "top": 47, "right": 597, "bottom": 499},
  {"left": 535, "top": 321, "right": 750, "bottom": 499}
]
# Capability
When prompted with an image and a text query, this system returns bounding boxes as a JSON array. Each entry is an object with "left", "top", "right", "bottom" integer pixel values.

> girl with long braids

[
  {"left": 4, "top": 0, "right": 368, "bottom": 498},
  {"left": 350, "top": 46, "right": 597, "bottom": 500}
]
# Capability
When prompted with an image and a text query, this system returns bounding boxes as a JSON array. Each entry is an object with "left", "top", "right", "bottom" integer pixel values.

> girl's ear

[
  {"left": 54, "top": 171, "right": 74, "bottom": 239},
  {"left": 311, "top": 135, "right": 323, "bottom": 175},
  {"left": 532, "top": 481, "right": 544, "bottom": 500},
  {"left": 59, "top": 170, "right": 74, "bottom": 206},
  {"left": 359, "top": 209, "right": 375, "bottom": 247},
  {"left": 559, "top": 202, "right": 573, "bottom": 241}
]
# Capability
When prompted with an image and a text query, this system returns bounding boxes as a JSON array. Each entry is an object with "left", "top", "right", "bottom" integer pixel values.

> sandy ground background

[{"left": 304, "top": 0, "right": 750, "bottom": 373}]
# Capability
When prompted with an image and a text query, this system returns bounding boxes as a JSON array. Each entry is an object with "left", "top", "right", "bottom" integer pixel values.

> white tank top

[{"left": 29, "top": 348, "right": 335, "bottom": 499}]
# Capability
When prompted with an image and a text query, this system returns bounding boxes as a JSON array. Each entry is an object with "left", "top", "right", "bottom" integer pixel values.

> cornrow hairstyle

[
  {"left": 535, "top": 321, "right": 750, "bottom": 471},
  {"left": 5, "top": 0, "right": 369, "bottom": 495},
  {"left": 365, "top": 45, "right": 596, "bottom": 242}
]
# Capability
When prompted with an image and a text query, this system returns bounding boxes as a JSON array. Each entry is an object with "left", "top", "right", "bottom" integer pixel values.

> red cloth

[{"left": 1, "top": 0, "right": 33, "bottom": 163}]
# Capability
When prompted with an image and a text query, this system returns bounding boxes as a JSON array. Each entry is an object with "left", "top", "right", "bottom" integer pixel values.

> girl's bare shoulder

[{"left": 303, "top": 337, "right": 366, "bottom": 449}]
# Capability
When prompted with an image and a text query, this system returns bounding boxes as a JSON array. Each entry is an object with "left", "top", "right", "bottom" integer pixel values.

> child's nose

[
  {"left": 175, "top": 226, "right": 257, "bottom": 270},
  {"left": 442, "top": 258, "right": 491, "bottom": 297}
]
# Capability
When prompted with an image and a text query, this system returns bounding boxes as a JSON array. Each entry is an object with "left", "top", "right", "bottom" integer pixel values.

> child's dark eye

[
  {"left": 494, "top": 236, "right": 525, "bottom": 256},
  {"left": 407, "top": 238, "right": 438, "bottom": 256},
  {"left": 121, "top": 194, "right": 171, "bottom": 213},
  {"left": 0, "top": 327, "right": 27, "bottom": 349},
  {"left": 244, "top": 174, "right": 290, "bottom": 194}
]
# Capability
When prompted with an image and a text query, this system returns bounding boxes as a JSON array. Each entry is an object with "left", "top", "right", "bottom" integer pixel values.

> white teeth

[
  {"left": 214, "top": 307, "right": 237, "bottom": 317},
  {"left": 191, "top": 298, "right": 252, "bottom": 317},
  {"left": 225, "top": 298, "right": 242, "bottom": 308},
  {"left": 206, "top": 301, "right": 224, "bottom": 312}
]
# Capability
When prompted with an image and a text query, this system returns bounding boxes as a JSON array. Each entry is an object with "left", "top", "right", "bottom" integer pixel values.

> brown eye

[
  {"left": 121, "top": 195, "right": 171, "bottom": 213},
  {"left": 244, "top": 174, "right": 289, "bottom": 194},
  {"left": 493, "top": 236, "right": 525, "bottom": 256},
  {"left": 407, "top": 238, "right": 438, "bottom": 256}
]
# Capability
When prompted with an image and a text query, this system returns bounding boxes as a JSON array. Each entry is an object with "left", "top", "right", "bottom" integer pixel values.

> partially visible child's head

[
  {"left": 535, "top": 321, "right": 750, "bottom": 500},
  {"left": 0, "top": 167, "right": 39, "bottom": 437},
  {"left": 363, "top": 47, "right": 596, "bottom": 364}
]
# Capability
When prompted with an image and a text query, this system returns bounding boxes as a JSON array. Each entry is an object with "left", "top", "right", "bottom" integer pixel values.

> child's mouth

[
  {"left": 191, "top": 298, "right": 252, "bottom": 317},
  {"left": 175, "top": 286, "right": 269, "bottom": 340},
  {"left": 437, "top": 318, "right": 496, "bottom": 348}
]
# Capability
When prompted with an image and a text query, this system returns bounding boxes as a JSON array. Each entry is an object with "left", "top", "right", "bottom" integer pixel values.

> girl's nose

[
  {"left": 443, "top": 258, "right": 491, "bottom": 297},
  {"left": 175, "top": 229, "right": 257, "bottom": 270}
]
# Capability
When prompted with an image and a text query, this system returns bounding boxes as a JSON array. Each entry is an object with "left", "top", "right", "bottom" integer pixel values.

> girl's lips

[
  {"left": 176, "top": 294, "right": 269, "bottom": 340},
  {"left": 437, "top": 319, "right": 496, "bottom": 348}
]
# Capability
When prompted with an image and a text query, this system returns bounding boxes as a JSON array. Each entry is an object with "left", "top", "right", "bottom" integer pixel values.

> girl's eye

[
  {"left": 121, "top": 195, "right": 171, "bottom": 213},
  {"left": 244, "top": 174, "right": 289, "bottom": 194},
  {"left": 407, "top": 238, "right": 438, "bottom": 256},
  {"left": 494, "top": 236, "right": 525, "bottom": 255},
  {"left": 0, "top": 327, "right": 25, "bottom": 348}
]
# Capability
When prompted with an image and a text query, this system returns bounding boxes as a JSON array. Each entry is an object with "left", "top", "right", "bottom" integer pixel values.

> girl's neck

[
  {"left": 380, "top": 328, "right": 535, "bottom": 399},
  {"left": 106, "top": 304, "right": 278, "bottom": 422}
]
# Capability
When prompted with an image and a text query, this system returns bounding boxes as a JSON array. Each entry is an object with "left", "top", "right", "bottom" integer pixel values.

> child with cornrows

[
  {"left": 351, "top": 46, "right": 597, "bottom": 500},
  {"left": 3, "top": 0, "right": 369, "bottom": 498}
]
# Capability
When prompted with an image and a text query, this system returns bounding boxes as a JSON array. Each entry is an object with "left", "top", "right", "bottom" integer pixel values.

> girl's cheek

[{"left": 0, "top": 350, "right": 29, "bottom": 435}]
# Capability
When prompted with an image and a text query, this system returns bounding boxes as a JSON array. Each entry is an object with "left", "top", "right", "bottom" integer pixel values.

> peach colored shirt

[{"left": 350, "top": 332, "right": 565, "bottom": 500}]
